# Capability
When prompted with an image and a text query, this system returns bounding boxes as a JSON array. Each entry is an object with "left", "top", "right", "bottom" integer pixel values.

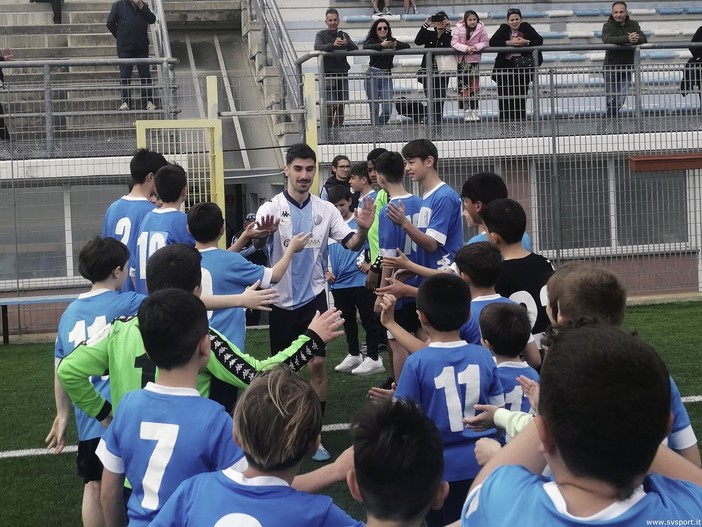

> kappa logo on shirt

[{"left": 281, "top": 210, "right": 290, "bottom": 218}]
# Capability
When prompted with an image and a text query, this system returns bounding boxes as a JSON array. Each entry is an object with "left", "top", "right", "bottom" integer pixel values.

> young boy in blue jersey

[
  {"left": 326, "top": 186, "right": 385, "bottom": 376},
  {"left": 96, "top": 288, "right": 245, "bottom": 527},
  {"left": 461, "top": 171, "right": 532, "bottom": 250},
  {"left": 373, "top": 151, "right": 423, "bottom": 381},
  {"left": 460, "top": 324, "right": 702, "bottom": 527},
  {"left": 479, "top": 303, "right": 538, "bottom": 417},
  {"left": 187, "top": 201, "right": 309, "bottom": 353},
  {"left": 103, "top": 149, "right": 169, "bottom": 292},
  {"left": 454, "top": 242, "right": 541, "bottom": 369},
  {"left": 481, "top": 198, "right": 553, "bottom": 336},
  {"left": 384, "top": 139, "right": 463, "bottom": 274},
  {"left": 131, "top": 164, "right": 196, "bottom": 294},
  {"left": 348, "top": 399, "right": 449, "bottom": 527},
  {"left": 46, "top": 236, "right": 144, "bottom": 527},
  {"left": 393, "top": 273, "right": 504, "bottom": 527},
  {"left": 151, "top": 366, "right": 363, "bottom": 527}
]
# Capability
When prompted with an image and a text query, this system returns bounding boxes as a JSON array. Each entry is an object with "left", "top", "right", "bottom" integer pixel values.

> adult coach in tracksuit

[
  {"left": 107, "top": 0, "right": 157, "bottom": 111},
  {"left": 255, "top": 143, "right": 374, "bottom": 459}
]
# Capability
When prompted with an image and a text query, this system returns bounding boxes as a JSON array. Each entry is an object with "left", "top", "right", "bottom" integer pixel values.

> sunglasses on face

[{"left": 377, "top": 26, "right": 389, "bottom": 31}]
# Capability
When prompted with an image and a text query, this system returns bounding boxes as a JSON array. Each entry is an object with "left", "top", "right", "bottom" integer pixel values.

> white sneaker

[
  {"left": 352, "top": 356, "right": 385, "bottom": 376},
  {"left": 382, "top": 6, "right": 391, "bottom": 14},
  {"left": 146, "top": 100, "right": 157, "bottom": 111},
  {"left": 118, "top": 102, "right": 129, "bottom": 111},
  {"left": 335, "top": 354, "right": 363, "bottom": 373},
  {"left": 311, "top": 443, "right": 331, "bottom": 462},
  {"left": 464, "top": 109, "right": 479, "bottom": 122}
]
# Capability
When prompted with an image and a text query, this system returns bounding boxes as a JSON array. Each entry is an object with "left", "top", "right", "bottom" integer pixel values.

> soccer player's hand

[
  {"left": 287, "top": 232, "right": 311, "bottom": 253},
  {"left": 325, "top": 270, "right": 336, "bottom": 283},
  {"left": 239, "top": 280, "right": 279, "bottom": 311},
  {"left": 378, "top": 293, "right": 397, "bottom": 326},
  {"left": 474, "top": 437, "right": 502, "bottom": 466},
  {"left": 385, "top": 201, "right": 407, "bottom": 227},
  {"left": 365, "top": 268, "right": 379, "bottom": 291},
  {"left": 368, "top": 383, "right": 395, "bottom": 402},
  {"left": 354, "top": 196, "right": 376, "bottom": 230},
  {"left": 463, "top": 404, "right": 499, "bottom": 431},
  {"left": 375, "top": 276, "right": 411, "bottom": 299},
  {"left": 382, "top": 249, "right": 411, "bottom": 271},
  {"left": 244, "top": 214, "right": 279, "bottom": 240},
  {"left": 517, "top": 375, "right": 540, "bottom": 413},
  {"left": 307, "top": 308, "right": 345, "bottom": 343},
  {"left": 45, "top": 414, "right": 69, "bottom": 454}
]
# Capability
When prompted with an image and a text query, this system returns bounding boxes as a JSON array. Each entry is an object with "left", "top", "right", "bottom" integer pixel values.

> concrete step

[{"left": 11, "top": 45, "right": 117, "bottom": 58}]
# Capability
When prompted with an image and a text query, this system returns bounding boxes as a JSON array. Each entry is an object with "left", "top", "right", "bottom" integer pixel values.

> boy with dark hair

[
  {"left": 325, "top": 186, "right": 385, "bottom": 376},
  {"left": 460, "top": 172, "right": 532, "bottom": 250},
  {"left": 479, "top": 303, "right": 538, "bottom": 417},
  {"left": 348, "top": 400, "right": 449, "bottom": 527},
  {"left": 480, "top": 198, "right": 553, "bottom": 336},
  {"left": 348, "top": 162, "right": 377, "bottom": 205},
  {"left": 57, "top": 243, "right": 343, "bottom": 427},
  {"left": 151, "top": 366, "right": 363, "bottom": 527},
  {"left": 103, "top": 148, "right": 169, "bottom": 291},
  {"left": 97, "top": 289, "right": 244, "bottom": 527},
  {"left": 394, "top": 273, "right": 504, "bottom": 527},
  {"left": 365, "top": 148, "right": 389, "bottom": 292},
  {"left": 374, "top": 151, "right": 423, "bottom": 380},
  {"left": 188, "top": 201, "right": 308, "bottom": 352},
  {"left": 131, "top": 164, "right": 195, "bottom": 294},
  {"left": 461, "top": 325, "right": 702, "bottom": 526},
  {"left": 386, "top": 139, "right": 462, "bottom": 274},
  {"left": 46, "top": 236, "right": 144, "bottom": 527}
]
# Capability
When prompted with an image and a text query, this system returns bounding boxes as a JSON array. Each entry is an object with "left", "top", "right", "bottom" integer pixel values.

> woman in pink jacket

[{"left": 451, "top": 10, "right": 488, "bottom": 121}]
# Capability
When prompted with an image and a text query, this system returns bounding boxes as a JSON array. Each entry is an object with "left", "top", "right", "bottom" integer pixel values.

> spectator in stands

[
  {"left": 320, "top": 155, "right": 356, "bottom": 206},
  {"left": 601, "top": 1, "right": 647, "bottom": 118},
  {"left": 32, "top": 0, "right": 62, "bottom": 24},
  {"left": 363, "top": 19, "right": 410, "bottom": 126},
  {"left": 489, "top": 8, "right": 543, "bottom": 125},
  {"left": 451, "top": 10, "right": 488, "bottom": 122},
  {"left": 415, "top": 12, "right": 453, "bottom": 132},
  {"left": 314, "top": 8, "right": 358, "bottom": 129},
  {"left": 681, "top": 26, "right": 702, "bottom": 107},
  {"left": 0, "top": 49, "right": 13, "bottom": 141},
  {"left": 107, "top": 0, "right": 157, "bottom": 112}
]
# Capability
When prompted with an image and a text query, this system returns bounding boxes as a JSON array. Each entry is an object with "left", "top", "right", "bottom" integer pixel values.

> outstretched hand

[
  {"left": 381, "top": 249, "right": 411, "bottom": 271},
  {"left": 385, "top": 201, "right": 407, "bottom": 227},
  {"left": 307, "top": 308, "right": 345, "bottom": 343},
  {"left": 354, "top": 196, "right": 376, "bottom": 230},
  {"left": 378, "top": 293, "right": 397, "bottom": 325},
  {"left": 368, "top": 383, "right": 396, "bottom": 403},
  {"left": 463, "top": 404, "right": 499, "bottom": 431},
  {"left": 239, "top": 280, "right": 279, "bottom": 311},
  {"left": 517, "top": 375, "right": 540, "bottom": 413}
]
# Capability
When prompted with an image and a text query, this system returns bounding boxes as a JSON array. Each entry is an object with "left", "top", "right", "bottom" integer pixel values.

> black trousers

[
  {"left": 268, "top": 291, "right": 328, "bottom": 356},
  {"left": 331, "top": 286, "right": 384, "bottom": 360},
  {"left": 496, "top": 69, "right": 532, "bottom": 121},
  {"left": 34, "top": 0, "right": 62, "bottom": 23}
]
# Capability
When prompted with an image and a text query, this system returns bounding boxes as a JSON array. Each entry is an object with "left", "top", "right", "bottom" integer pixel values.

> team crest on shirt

[{"left": 313, "top": 213, "right": 322, "bottom": 226}]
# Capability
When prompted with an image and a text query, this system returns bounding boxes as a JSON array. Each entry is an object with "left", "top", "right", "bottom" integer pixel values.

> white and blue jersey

[
  {"left": 462, "top": 465, "right": 702, "bottom": 527},
  {"left": 468, "top": 231, "right": 533, "bottom": 252},
  {"left": 496, "top": 361, "right": 539, "bottom": 415},
  {"left": 328, "top": 217, "right": 365, "bottom": 291},
  {"left": 416, "top": 182, "right": 464, "bottom": 272},
  {"left": 668, "top": 376, "right": 697, "bottom": 451},
  {"left": 257, "top": 192, "right": 354, "bottom": 310},
  {"left": 102, "top": 196, "right": 155, "bottom": 292},
  {"left": 459, "top": 294, "right": 514, "bottom": 344},
  {"left": 378, "top": 193, "right": 423, "bottom": 310},
  {"left": 131, "top": 208, "right": 196, "bottom": 295},
  {"left": 394, "top": 341, "right": 505, "bottom": 482},
  {"left": 151, "top": 467, "right": 364, "bottom": 527},
  {"left": 55, "top": 289, "right": 144, "bottom": 441},
  {"left": 199, "top": 247, "right": 271, "bottom": 352},
  {"left": 96, "top": 383, "right": 243, "bottom": 527}
]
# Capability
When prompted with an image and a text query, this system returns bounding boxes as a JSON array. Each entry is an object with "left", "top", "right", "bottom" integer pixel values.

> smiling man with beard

[{"left": 254, "top": 143, "right": 375, "bottom": 461}]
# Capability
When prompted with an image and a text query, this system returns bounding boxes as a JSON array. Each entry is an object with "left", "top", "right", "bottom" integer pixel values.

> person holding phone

[
  {"left": 314, "top": 8, "right": 358, "bottom": 129},
  {"left": 363, "top": 18, "right": 410, "bottom": 125},
  {"left": 415, "top": 11, "right": 453, "bottom": 132},
  {"left": 489, "top": 8, "right": 543, "bottom": 124}
]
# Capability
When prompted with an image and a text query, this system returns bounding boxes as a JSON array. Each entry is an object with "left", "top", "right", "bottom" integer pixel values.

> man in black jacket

[
  {"left": 107, "top": 0, "right": 157, "bottom": 111},
  {"left": 601, "top": 1, "right": 647, "bottom": 117}
]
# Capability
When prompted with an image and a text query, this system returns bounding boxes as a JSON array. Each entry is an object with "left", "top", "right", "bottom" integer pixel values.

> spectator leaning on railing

[{"left": 451, "top": 10, "right": 489, "bottom": 122}]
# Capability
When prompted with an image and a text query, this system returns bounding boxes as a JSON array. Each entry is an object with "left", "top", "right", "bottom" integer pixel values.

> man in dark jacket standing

[
  {"left": 314, "top": 8, "right": 358, "bottom": 128},
  {"left": 107, "top": 0, "right": 157, "bottom": 111},
  {"left": 601, "top": 1, "right": 646, "bottom": 117}
]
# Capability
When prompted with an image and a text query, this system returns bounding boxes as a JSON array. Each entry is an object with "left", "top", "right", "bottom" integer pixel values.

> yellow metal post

[{"left": 303, "top": 72, "right": 321, "bottom": 195}]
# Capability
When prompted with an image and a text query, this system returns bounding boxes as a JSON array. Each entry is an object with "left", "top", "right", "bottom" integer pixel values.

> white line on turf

[{"left": 6, "top": 396, "right": 702, "bottom": 460}]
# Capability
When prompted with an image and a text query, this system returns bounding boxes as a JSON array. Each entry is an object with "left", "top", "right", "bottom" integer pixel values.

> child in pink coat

[{"left": 451, "top": 10, "right": 488, "bottom": 121}]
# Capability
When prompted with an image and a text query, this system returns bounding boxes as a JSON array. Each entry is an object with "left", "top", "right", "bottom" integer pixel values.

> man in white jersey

[{"left": 255, "top": 143, "right": 374, "bottom": 461}]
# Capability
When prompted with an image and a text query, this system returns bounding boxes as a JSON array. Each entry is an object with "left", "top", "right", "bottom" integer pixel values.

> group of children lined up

[{"left": 47, "top": 143, "right": 702, "bottom": 527}]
